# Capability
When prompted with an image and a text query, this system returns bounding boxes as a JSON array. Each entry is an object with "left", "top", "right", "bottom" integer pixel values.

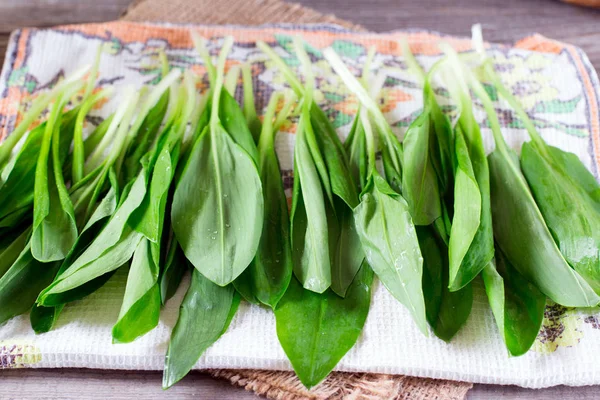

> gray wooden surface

[{"left": 1, "top": 0, "right": 600, "bottom": 398}]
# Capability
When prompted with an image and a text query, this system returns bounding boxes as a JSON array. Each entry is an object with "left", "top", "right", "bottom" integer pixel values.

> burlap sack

[{"left": 121, "top": 1, "right": 473, "bottom": 398}]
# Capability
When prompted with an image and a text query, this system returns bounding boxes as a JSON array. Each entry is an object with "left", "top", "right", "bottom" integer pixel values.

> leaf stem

[
  {"left": 258, "top": 91, "right": 282, "bottom": 156},
  {"left": 401, "top": 38, "right": 426, "bottom": 83},
  {"left": 210, "top": 36, "right": 234, "bottom": 131},
  {"left": 257, "top": 41, "right": 304, "bottom": 97},
  {"left": 293, "top": 37, "right": 314, "bottom": 107},
  {"left": 224, "top": 64, "right": 240, "bottom": 96},
  {"left": 72, "top": 87, "right": 113, "bottom": 184},
  {"left": 192, "top": 31, "right": 217, "bottom": 86},
  {"left": 241, "top": 63, "right": 257, "bottom": 125}
]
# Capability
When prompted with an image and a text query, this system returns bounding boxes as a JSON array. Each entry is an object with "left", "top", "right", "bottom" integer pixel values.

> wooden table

[{"left": 1, "top": 1, "right": 599, "bottom": 398}]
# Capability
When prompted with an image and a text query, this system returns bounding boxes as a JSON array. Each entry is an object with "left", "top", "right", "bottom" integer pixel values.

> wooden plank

[
  {"left": 0, "top": 369, "right": 256, "bottom": 399},
  {"left": 1, "top": 369, "right": 600, "bottom": 399},
  {"left": 0, "top": 0, "right": 131, "bottom": 65}
]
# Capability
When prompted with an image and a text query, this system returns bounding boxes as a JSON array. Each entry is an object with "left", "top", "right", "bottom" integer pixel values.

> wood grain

[
  {"left": 0, "top": 369, "right": 256, "bottom": 399},
  {"left": 0, "top": 0, "right": 131, "bottom": 64}
]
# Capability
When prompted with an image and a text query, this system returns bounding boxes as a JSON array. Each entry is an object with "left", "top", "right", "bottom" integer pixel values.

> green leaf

[
  {"left": 344, "top": 112, "right": 368, "bottom": 190},
  {"left": 130, "top": 146, "right": 174, "bottom": 244},
  {"left": 482, "top": 247, "right": 545, "bottom": 356},
  {"left": 37, "top": 171, "right": 148, "bottom": 301},
  {"left": 426, "top": 85, "right": 454, "bottom": 194},
  {"left": 112, "top": 238, "right": 161, "bottom": 343},
  {"left": 160, "top": 237, "right": 186, "bottom": 304},
  {"left": 521, "top": 142, "right": 600, "bottom": 293},
  {"left": 488, "top": 148, "right": 599, "bottom": 307},
  {"left": 172, "top": 123, "right": 263, "bottom": 286},
  {"left": 275, "top": 264, "right": 373, "bottom": 389},
  {"left": 380, "top": 135, "right": 403, "bottom": 194},
  {"left": 163, "top": 269, "right": 240, "bottom": 388},
  {"left": 31, "top": 185, "right": 121, "bottom": 332},
  {"left": 234, "top": 110, "right": 292, "bottom": 308},
  {"left": 0, "top": 108, "right": 77, "bottom": 228},
  {"left": 419, "top": 225, "right": 472, "bottom": 341},
  {"left": 402, "top": 111, "right": 442, "bottom": 226},
  {"left": 310, "top": 104, "right": 363, "bottom": 296},
  {"left": 219, "top": 90, "right": 259, "bottom": 163},
  {"left": 447, "top": 124, "right": 494, "bottom": 291},
  {"left": 0, "top": 227, "right": 31, "bottom": 279},
  {"left": 330, "top": 203, "right": 364, "bottom": 297},
  {"left": 354, "top": 174, "right": 427, "bottom": 334},
  {"left": 311, "top": 104, "right": 359, "bottom": 208},
  {"left": 290, "top": 116, "right": 331, "bottom": 293},
  {"left": 31, "top": 103, "right": 78, "bottom": 262},
  {"left": 122, "top": 91, "right": 170, "bottom": 183},
  {"left": 0, "top": 242, "right": 60, "bottom": 324}
]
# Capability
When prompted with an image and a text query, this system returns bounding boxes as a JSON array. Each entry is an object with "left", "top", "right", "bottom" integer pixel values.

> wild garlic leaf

[
  {"left": 439, "top": 46, "right": 494, "bottom": 292},
  {"left": 488, "top": 148, "right": 600, "bottom": 307},
  {"left": 163, "top": 268, "right": 240, "bottom": 389},
  {"left": 310, "top": 104, "right": 363, "bottom": 296},
  {"left": 219, "top": 90, "right": 259, "bottom": 164},
  {"left": 160, "top": 237, "right": 186, "bottom": 304},
  {"left": 234, "top": 94, "right": 292, "bottom": 308},
  {"left": 344, "top": 111, "right": 368, "bottom": 190},
  {"left": 482, "top": 247, "right": 545, "bottom": 356},
  {"left": 130, "top": 145, "right": 175, "bottom": 244},
  {"left": 521, "top": 142, "right": 600, "bottom": 293},
  {"left": 37, "top": 171, "right": 148, "bottom": 301},
  {"left": 30, "top": 183, "right": 121, "bottom": 333},
  {"left": 112, "top": 238, "right": 161, "bottom": 343},
  {"left": 0, "top": 227, "right": 31, "bottom": 279},
  {"left": 32, "top": 101, "right": 78, "bottom": 262},
  {"left": 310, "top": 104, "right": 359, "bottom": 208},
  {"left": 402, "top": 111, "right": 442, "bottom": 226},
  {"left": 380, "top": 136, "right": 403, "bottom": 194},
  {"left": 274, "top": 264, "right": 373, "bottom": 389},
  {"left": 426, "top": 86, "right": 454, "bottom": 194},
  {"left": 419, "top": 225, "right": 472, "bottom": 341},
  {"left": 122, "top": 91, "right": 170, "bottom": 183},
  {"left": 330, "top": 203, "right": 364, "bottom": 297},
  {"left": 447, "top": 123, "right": 494, "bottom": 292},
  {"left": 0, "top": 241, "right": 60, "bottom": 325},
  {"left": 354, "top": 173, "right": 428, "bottom": 334},
  {"left": 290, "top": 113, "right": 331, "bottom": 293},
  {"left": 172, "top": 123, "right": 263, "bottom": 286},
  {"left": 0, "top": 109, "right": 77, "bottom": 229},
  {"left": 447, "top": 127, "right": 481, "bottom": 287}
]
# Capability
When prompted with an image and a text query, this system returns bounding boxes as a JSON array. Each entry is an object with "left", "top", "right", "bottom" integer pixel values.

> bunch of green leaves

[
  {"left": 0, "top": 66, "right": 113, "bottom": 325},
  {"left": 442, "top": 44, "right": 590, "bottom": 354},
  {"left": 258, "top": 37, "right": 364, "bottom": 297},
  {"left": 37, "top": 68, "right": 184, "bottom": 343},
  {"left": 471, "top": 25, "right": 600, "bottom": 297},
  {"left": 171, "top": 35, "right": 263, "bottom": 287},
  {"left": 401, "top": 42, "right": 473, "bottom": 341},
  {"left": 233, "top": 79, "right": 295, "bottom": 308},
  {"left": 257, "top": 38, "right": 372, "bottom": 388},
  {"left": 164, "top": 33, "right": 253, "bottom": 387},
  {"left": 0, "top": 66, "right": 90, "bottom": 233},
  {"left": 324, "top": 47, "right": 428, "bottom": 335},
  {"left": 436, "top": 49, "right": 495, "bottom": 293}
]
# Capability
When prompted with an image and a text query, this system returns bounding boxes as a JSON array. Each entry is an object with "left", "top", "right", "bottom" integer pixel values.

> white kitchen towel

[{"left": 0, "top": 21, "right": 599, "bottom": 389}]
